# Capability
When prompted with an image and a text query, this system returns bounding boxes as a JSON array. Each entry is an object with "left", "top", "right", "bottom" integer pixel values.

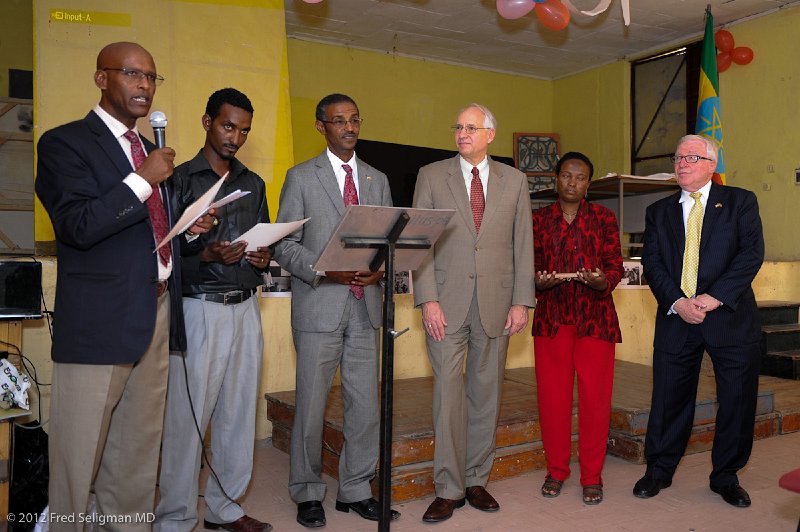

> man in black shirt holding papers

[{"left": 155, "top": 88, "right": 271, "bottom": 532}]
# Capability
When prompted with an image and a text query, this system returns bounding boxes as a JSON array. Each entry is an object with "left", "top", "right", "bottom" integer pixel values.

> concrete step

[
  {"left": 762, "top": 323, "right": 800, "bottom": 354},
  {"left": 607, "top": 412, "right": 781, "bottom": 464},
  {"left": 758, "top": 300, "right": 800, "bottom": 326},
  {"left": 762, "top": 350, "right": 800, "bottom": 380}
]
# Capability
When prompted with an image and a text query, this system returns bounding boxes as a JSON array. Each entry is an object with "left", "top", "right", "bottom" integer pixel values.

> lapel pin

[
  {"left": 366, "top": 175, "right": 372, "bottom": 181},
  {"left": 715, "top": 203, "right": 722, "bottom": 208}
]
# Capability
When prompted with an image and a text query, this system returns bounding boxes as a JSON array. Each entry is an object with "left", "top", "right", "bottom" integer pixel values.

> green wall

[{"left": 287, "top": 39, "right": 553, "bottom": 163}]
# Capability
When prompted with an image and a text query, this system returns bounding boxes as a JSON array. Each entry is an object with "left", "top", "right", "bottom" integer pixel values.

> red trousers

[{"left": 534, "top": 325, "right": 615, "bottom": 486}]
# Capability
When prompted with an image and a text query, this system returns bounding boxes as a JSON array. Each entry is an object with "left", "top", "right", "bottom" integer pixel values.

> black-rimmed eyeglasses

[
  {"left": 670, "top": 155, "right": 714, "bottom": 164},
  {"left": 320, "top": 118, "right": 364, "bottom": 128},
  {"left": 103, "top": 68, "right": 165, "bottom": 86}
]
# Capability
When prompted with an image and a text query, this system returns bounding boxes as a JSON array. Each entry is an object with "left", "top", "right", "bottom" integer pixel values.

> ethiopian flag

[{"left": 695, "top": 7, "right": 725, "bottom": 184}]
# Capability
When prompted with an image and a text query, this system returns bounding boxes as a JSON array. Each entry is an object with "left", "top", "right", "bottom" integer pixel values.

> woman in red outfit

[{"left": 532, "top": 152, "right": 623, "bottom": 505}]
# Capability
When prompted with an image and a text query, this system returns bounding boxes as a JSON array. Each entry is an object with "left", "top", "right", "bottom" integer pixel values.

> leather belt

[
  {"left": 186, "top": 288, "right": 257, "bottom": 306},
  {"left": 156, "top": 280, "right": 168, "bottom": 298}
]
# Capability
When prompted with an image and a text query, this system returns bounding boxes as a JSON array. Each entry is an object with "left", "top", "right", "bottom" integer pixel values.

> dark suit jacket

[
  {"left": 35, "top": 110, "right": 186, "bottom": 364},
  {"left": 641, "top": 182, "right": 764, "bottom": 353}
]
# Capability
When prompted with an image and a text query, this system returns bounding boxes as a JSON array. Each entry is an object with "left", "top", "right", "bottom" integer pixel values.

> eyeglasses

[
  {"left": 103, "top": 68, "right": 165, "bottom": 86},
  {"left": 670, "top": 155, "right": 714, "bottom": 164},
  {"left": 451, "top": 124, "right": 492, "bottom": 134},
  {"left": 320, "top": 117, "right": 364, "bottom": 128}
]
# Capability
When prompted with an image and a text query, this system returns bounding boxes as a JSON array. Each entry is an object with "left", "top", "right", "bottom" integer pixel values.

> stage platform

[{"left": 265, "top": 360, "right": 800, "bottom": 503}]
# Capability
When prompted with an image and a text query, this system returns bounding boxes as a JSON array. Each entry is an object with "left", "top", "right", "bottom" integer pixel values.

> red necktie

[
  {"left": 124, "top": 130, "right": 171, "bottom": 267},
  {"left": 342, "top": 164, "right": 364, "bottom": 300},
  {"left": 470, "top": 166, "right": 485, "bottom": 232}
]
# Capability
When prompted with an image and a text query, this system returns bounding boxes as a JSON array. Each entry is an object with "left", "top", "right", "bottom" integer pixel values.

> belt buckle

[{"left": 223, "top": 290, "right": 243, "bottom": 305}]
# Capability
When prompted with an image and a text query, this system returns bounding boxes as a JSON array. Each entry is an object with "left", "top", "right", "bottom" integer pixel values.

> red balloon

[
  {"left": 714, "top": 30, "right": 735, "bottom": 53},
  {"left": 535, "top": 0, "right": 570, "bottom": 31},
  {"left": 731, "top": 46, "right": 754, "bottom": 65},
  {"left": 717, "top": 51, "right": 732, "bottom": 73}
]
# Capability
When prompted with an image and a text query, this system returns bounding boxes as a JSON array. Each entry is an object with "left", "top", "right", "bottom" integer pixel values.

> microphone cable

[{"left": 178, "top": 347, "right": 239, "bottom": 506}]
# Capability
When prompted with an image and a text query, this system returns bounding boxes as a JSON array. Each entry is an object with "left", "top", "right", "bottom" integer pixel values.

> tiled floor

[{"left": 193, "top": 431, "right": 800, "bottom": 532}]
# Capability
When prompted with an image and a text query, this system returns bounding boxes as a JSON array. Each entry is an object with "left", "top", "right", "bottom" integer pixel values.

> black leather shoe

[
  {"left": 203, "top": 515, "right": 271, "bottom": 532},
  {"left": 633, "top": 474, "right": 672, "bottom": 498},
  {"left": 297, "top": 501, "right": 326, "bottom": 528},
  {"left": 335, "top": 497, "right": 400, "bottom": 521},
  {"left": 711, "top": 483, "right": 751, "bottom": 507}
]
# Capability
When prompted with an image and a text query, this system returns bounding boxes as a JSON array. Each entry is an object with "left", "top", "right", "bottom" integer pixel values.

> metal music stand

[{"left": 315, "top": 205, "right": 454, "bottom": 531}]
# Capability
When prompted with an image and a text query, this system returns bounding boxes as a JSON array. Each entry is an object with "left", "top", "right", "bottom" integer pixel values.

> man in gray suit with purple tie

[{"left": 273, "top": 93, "right": 400, "bottom": 528}]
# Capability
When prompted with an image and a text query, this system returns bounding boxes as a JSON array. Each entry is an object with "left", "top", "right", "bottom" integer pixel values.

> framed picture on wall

[{"left": 513, "top": 132, "right": 560, "bottom": 193}]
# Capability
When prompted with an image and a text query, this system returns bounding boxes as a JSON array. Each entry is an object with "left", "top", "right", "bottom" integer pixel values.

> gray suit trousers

[
  {"left": 288, "top": 295, "right": 380, "bottom": 503},
  {"left": 155, "top": 296, "right": 263, "bottom": 531},
  {"left": 427, "top": 290, "right": 509, "bottom": 499}
]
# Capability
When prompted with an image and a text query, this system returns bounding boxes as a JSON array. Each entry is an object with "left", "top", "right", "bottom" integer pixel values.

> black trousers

[{"left": 644, "top": 326, "right": 761, "bottom": 486}]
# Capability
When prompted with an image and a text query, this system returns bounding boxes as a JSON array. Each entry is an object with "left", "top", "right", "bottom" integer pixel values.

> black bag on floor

[{"left": 9, "top": 421, "right": 48, "bottom": 531}]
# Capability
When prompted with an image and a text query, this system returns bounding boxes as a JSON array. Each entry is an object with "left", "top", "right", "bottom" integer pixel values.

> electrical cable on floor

[{"left": 180, "top": 352, "right": 238, "bottom": 505}]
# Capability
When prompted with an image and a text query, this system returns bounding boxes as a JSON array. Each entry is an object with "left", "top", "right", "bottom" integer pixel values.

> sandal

[
  {"left": 582, "top": 484, "right": 603, "bottom": 505},
  {"left": 541, "top": 474, "right": 564, "bottom": 498}
]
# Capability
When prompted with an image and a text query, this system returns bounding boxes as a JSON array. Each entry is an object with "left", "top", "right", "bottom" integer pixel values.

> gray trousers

[
  {"left": 288, "top": 295, "right": 380, "bottom": 503},
  {"left": 155, "top": 295, "right": 263, "bottom": 531},
  {"left": 427, "top": 291, "right": 509, "bottom": 500}
]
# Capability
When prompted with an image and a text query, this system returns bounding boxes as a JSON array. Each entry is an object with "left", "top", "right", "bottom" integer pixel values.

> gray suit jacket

[
  {"left": 412, "top": 156, "right": 535, "bottom": 337},
  {"left": 273, "top": 151, "right": 393, "bottom": 332}
]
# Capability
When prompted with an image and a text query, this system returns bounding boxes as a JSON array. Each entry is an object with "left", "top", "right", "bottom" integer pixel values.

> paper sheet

[
  {"left": 232, "top": 218, "right": 310, "bottom": 252},
  {"left": 157, "top": 172, "right": 232, "bottom": 250}
]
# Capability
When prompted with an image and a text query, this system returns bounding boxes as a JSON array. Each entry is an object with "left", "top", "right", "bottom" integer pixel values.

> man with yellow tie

[{"left": 635, "top": 135, "right": 764, "bottom": 508}]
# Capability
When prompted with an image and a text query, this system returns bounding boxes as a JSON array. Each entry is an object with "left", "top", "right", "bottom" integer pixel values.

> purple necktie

[
  {"left": 124, "top": 130, "right": 171, "bottom": 267},
  {"left": 470, "top": 166, "right": 485, "bottom": 232},
  {"left": 342, "top": 164, "right": 364, "bottom": 300}
]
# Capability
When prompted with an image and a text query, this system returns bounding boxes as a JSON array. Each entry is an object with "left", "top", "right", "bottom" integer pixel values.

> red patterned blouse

[{"left": 532, "top": 200, "right": 623, "bottom": 343}]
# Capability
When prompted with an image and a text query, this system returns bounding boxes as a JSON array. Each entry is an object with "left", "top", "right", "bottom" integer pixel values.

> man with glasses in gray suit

[{"left": 273, "top": 93, "right": 400, "bottom": 528}]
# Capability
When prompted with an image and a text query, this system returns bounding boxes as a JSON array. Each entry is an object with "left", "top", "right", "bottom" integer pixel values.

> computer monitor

[{"left": 0, "top": 261, "right": 42, "bottom": 320}]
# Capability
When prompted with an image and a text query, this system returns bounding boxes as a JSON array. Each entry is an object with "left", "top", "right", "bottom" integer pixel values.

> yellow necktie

[{"left": 680, "top": 192, "right": 704, "bottom": 297}]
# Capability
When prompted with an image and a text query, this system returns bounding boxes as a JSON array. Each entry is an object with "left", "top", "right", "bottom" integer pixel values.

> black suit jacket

[
  {"left": 642, "top": 182, "right": 764, "bottom": 353},
  {"left": 35, "top": 110, "right": 186, "bottom": 364}
]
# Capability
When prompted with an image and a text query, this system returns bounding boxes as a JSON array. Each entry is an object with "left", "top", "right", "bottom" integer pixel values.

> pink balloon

[
  {"left": 497, "top": 0, "right": 535, "bottom": 20},
  {"left": 302, "top": 0, "right": 324, "bottom": 3},
  {"left": 535, "top": 0, "right": 570, "bottom": 31}
]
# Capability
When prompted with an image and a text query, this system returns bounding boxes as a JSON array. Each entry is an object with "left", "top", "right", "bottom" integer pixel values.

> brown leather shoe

[
  {"left": 422, "top": 497, "right": 465, "bottom": 522},
  {"left": 465, "top": 486, "right": 499, "bottom": 512},
  {"left": 204, "top": 515, "right": 272, "bottom": 532}
]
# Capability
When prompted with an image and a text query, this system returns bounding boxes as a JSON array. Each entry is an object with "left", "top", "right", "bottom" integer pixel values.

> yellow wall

[
  {"left": 287, "top": 39, "right": 553, "bottom": 162},
  {"left": 0, "top": 0, "right": 33, "bottom": 98},
  {"left": 717, "top": 7, "right": 800, "bottom": 261},
  {"left": 33, "top": 0, "right": 293, "bottom": 241},
  {"left": 552, "top": 60, "right": 631, "bottom": 176}
]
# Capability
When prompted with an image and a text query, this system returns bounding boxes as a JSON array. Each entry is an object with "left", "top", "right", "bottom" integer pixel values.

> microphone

[{"left": 149, "top": 111, "right": 168, "bottom": 149}]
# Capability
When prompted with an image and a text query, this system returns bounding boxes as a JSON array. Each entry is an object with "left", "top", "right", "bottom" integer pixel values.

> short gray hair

[
  {"left": 677, "top": 134, "right": 719, "bottom": 162},
  {"left": 458, "top": 103, "right": 497, "bottom": 130}
]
